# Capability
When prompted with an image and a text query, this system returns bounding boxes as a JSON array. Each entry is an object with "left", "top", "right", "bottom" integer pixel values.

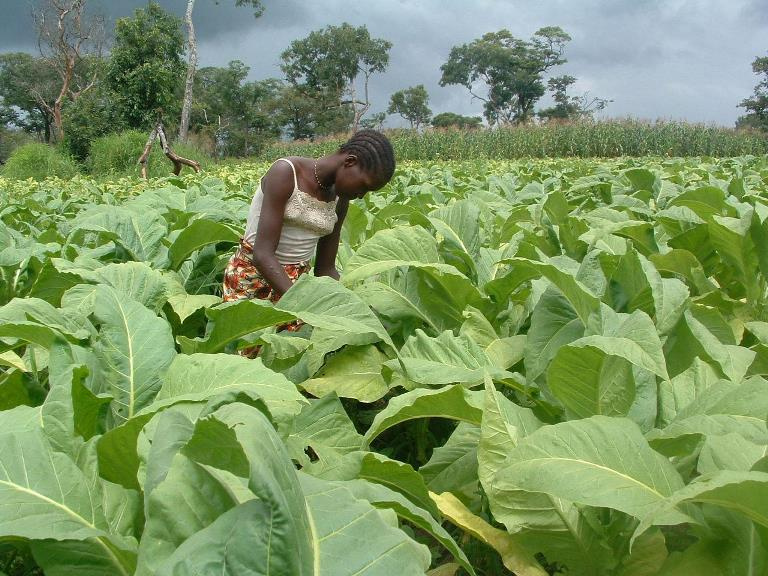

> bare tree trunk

[
  {"left": 139, "top": 121, "right": 201, "bottom": 179},
  {"left": 34, "top": 0, "right": 104, "bottom": 142},
  {"left": 349, "top": 80, "right": 370, "bottom": 133},
  {"left": 179, "top": 0, "right": 197, "bottom": 143}
]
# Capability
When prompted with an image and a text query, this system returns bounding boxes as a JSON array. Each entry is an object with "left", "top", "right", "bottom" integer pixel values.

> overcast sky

[{"left": 1, "top": 0, "right": 766, "bottom": 127}]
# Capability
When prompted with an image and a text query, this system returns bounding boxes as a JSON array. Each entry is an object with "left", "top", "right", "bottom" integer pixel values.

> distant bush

[
  {"left": 88, "top": 130, "right": 213, "bottom": 178},
  {"left": 0, "top": 129, "right": 34, "bottom": 165},
  {"left": 1, "top": 143, "right": 80, "bottom": 180}
]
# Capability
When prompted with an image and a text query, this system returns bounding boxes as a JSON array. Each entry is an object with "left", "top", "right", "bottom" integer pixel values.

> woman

[{"left": 222, "top": 129, "right": 395, "bottom": 314}]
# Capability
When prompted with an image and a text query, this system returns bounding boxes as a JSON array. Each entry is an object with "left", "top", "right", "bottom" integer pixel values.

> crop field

[{"left": 2, "top": 156, "right": 768, "bottom": 575}]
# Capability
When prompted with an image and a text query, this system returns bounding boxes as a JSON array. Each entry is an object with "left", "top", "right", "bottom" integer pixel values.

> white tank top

[{"left": 243, "top": 158, "right": 339, "bottom": 264}]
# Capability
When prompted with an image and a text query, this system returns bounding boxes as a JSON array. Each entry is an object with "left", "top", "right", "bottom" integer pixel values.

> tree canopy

[
  {"left": 440, "top": 27, "right": 571, "bottom": 125},
  {"left": 107, "top": 1, "right": 186, "bottom": 129},
  {"left": 388, "top": 85, "right": 432, "bottom": 129},
  {"left": 281, "top": 22, "right": 391, "bottom": 135},
  {"left": 737, "top": 55, "right": 768, "bottom": 131}
]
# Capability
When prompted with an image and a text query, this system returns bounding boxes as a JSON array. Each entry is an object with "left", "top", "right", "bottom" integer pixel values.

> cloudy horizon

[{"left": 1, "top": 0, "right": 766, "bottom": 128}]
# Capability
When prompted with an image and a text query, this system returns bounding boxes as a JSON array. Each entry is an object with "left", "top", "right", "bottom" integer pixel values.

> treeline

[
  {"left": 1, "top": 0, "right": 765, "bottom": 172},
  {"left": 0, "top": 0, "right": 611, "bottom": 165}
]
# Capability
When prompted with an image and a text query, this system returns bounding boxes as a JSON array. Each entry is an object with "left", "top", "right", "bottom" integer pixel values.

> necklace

[{"left": 313, "top": 159, "right": 331, "bottom": 199}]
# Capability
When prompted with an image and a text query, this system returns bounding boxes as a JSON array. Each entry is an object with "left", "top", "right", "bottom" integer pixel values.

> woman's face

[{"left": 333, "top": 155, "right": 387, "bottom": 200}]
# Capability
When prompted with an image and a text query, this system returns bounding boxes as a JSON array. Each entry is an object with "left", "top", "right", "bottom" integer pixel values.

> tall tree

[
  {"left": 178, "top": 0, "right": 264, "bottom": 143},
  {"left": 388, "top": 85, "right": 432, "bottom": 129},
  {"left": 191, "top": 60, "right": 282, "bottom": 156},
  {"left": 281, "top": 23, "right": 391, "bottom": 135},
  {"left": 440, "top": 27, "right": 570, "bottom": 126},
  {"left": 537, "top": 75, "right": 610, "bottom": 122},
  {"left": 107, "top": 2, "right": 186, "bottom": 129},
  {"left": 0, "top": 53, "right": 59, "bottom": 141},
  {"left": 737, "top": 54, "right": 768, "bottom": 131},
  {"left": 32, "top": 0, "right": 105, "bottom": 141}
]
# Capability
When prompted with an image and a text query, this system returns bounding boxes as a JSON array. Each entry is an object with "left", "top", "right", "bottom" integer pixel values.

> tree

[
  {"left": 178, "top": 0, "right": 265, "bottom": 142},
  {"left": 737, "top": 55, "right": 768, "bottom": 131},
  {"left": 273, "top": 84, "right": 353, "bottom": 140},
  {"left": 107, "top": 2, "right": 186, "bottom": 129},
  {"left": 387, "top": 85, "right": 432, "bottom": 129},
  {"left": 281, "top": 23, "right": 391, "bottom": 135},
  {"left": 0, "top": 53, "right": 59, "bottom": 141},
  {"left": 431, "top": 112, "right": 483, "bottom": 130},
  {"left": 191, "top": 60, "right": 282, "bottom": 156},
  {"left": 537, "top": 75, "right": 610, "bottom": 122},
  {"left": 33, "top": 0, "right": 105, "bottom": 141},
  {"left": 440, "top": 27, "right": 570, "bottom": 126},
  {"left": 360, "top": 112, "right": 386, "bottom": 131}
]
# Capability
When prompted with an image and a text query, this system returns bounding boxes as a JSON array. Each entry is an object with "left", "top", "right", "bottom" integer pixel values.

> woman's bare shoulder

[{"left": 261, "top": 159, "right": 298, "bottom": 199}]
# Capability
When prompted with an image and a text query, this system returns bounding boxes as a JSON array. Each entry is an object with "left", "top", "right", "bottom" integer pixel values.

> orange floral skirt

[{"left": 222, "top": 238, "right": 309, "bottom": 355}]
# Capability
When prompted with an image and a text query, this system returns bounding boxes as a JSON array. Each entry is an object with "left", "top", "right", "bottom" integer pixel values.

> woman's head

[{"left": 332, "top": 130, "right": 395, "bottom": 199}]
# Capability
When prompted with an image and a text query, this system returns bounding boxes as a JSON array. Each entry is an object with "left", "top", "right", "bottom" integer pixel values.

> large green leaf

[
  {"left": 182, "top": 402, "right": 315, "bottom": 574},
  {"left": 634, "top": 471, "right": 768, "bottom": 541},
  {"left": 338, "top": 478, "right": 475, "bottom": 575},
  {"left": 489, "top": 256, "right": 601, "bottom": 323},
  {"left": 341, "top": 225, "right": 461, "bottom": 285},
  {"left": 548, "top": 307, "right": 668, "bottom": 419},
  {"left": 284, "top": 394, "right": 363, "bottom": 471},
  {"left": 0, "top": 423, "right": 136, "bottom": 574},
  {"left": 135, "top": 453, "right": 241, "bottom": 576},
  {"left": 364, "top": 385, "right": 483, "bottom": 446},
  {"left": 354, "top": 270, "right": 441, "bottom": 332},
  {"left": 385, "top": 329, "right": 502, "bottom": 386},
  {"left": 524, "top": 286, "right": 584, "bottom": 382},
  {"left": 149, "top": 353, "right": 306, "bottom": 420},
  {"left": 420, "top": 423, "right": 481, "bottom": 503},
  {"left": 300, "top": 474, "right": 432, "bottom": 575},
  {"left": 277, "top": 274, "right": 394, "bottom": 349},
  {"left": 301, "top": 344, "right": 389, "bottom": 402},
  {"left": 176, "top": 298, "right": 295, "bottom": 354},
  {"left": 92, "top": 285, "right": 177, "bottom": 425},
  {"left": 87, "top": 262, "right": 169, "bottom": 313},
  {"left": 167, "top": 218, "right": 240, "bottom": 269},
  {"left": 69, "top": 205, "right": 168, "bottom": 265},
  {"left": 493, "top": 416, "right": 689, "bottom": 523}
]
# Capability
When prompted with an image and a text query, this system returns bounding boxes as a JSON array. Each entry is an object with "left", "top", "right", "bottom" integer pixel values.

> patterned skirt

[{"left": 222, "top": 238, "right": 309, "bottom": 355}]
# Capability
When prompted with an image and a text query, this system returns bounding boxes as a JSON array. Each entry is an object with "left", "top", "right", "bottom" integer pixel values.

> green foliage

[
  {"left": 538, "top": 74, "right": 610, "bottom": 122},
  {"left": 61, "top": 84, "right": 124, "bottom": 163},
  {"left": 0, "top": 52, "right": 58, "bottom": 142},
  {"left": 107, "top": 2, "right": 186, "bottom": 129},
  {"left": 737, "top": 54, "right": 768, "bottom": 131},
  {"left": 1, "top": 142, "right": 80, "bottom": 180},
  {"left": 0, "top": 128, "right": 33, "bottom": 165},
  {"left": 191, "top": 61, "right": 282, "bottom": 157},
  {"left": 257, "top": 120, "right": 768, "bottom": 161},
  {"left": 440, "top": 27, "right": 571, "bottom": 125},
  {"left": 280, "top": 22, "right": 391, "bottom": 137},
  {"left": 431, "top": 112, "right": 484, "bottom": 130},
  {"left": 388, "top": 85, "right": 432, "bottom": 129},
  {"left": 87, "top": 129, "right": 211, "bottom": 177},
  {"left": 4, "top": 157, "right": 768, "bottom": 574}
]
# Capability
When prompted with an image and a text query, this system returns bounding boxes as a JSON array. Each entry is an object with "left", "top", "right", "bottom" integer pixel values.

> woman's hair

[{"left": 339, "top": 129, "right": 395, "bottom": 183}]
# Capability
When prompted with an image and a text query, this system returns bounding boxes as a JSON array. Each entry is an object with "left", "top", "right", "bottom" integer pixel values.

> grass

[{"left": 256, "top": 119, "right": 768, "bottom": 161}]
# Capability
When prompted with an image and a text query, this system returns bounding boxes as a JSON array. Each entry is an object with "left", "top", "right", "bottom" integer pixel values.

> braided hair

[{"left": 338, "top": 130, "right": 396, "bottom": 184}]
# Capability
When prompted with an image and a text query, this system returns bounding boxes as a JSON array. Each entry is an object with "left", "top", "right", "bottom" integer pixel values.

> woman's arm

[
  {"left": 251, "top": 162, "right": 296, "bottom": 297},
  {"left": 314, "top": 197, "right": 350, "bottom": 280}
]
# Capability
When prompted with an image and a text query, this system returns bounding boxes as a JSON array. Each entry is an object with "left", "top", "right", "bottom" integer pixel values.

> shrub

[
  {"left": 88, "top": 129, "right": 213, "bottom": 178},
  {"left": 1, "top": 143, "right": 80, "bottom": 181}
]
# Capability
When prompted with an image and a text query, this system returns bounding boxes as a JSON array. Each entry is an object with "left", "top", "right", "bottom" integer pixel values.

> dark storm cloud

[{"left": 1, "top": 0, "right": 765, "bottom": 125}]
